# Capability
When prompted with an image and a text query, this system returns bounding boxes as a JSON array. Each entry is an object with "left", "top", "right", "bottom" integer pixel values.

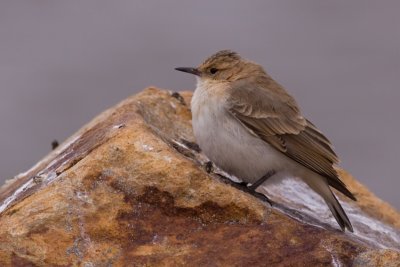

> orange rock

[{"left": 0, "top": 88, "right": 399, "bottom": 266}]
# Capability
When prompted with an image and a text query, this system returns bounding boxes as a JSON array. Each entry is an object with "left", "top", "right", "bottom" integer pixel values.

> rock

[{"left": 0, "top": 87, "right": 399, "bottom": 266}]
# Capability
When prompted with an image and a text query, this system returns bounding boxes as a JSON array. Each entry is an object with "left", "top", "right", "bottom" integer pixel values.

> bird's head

[{"left": 175, "top": 50, "right": 266, "bottom": 83}]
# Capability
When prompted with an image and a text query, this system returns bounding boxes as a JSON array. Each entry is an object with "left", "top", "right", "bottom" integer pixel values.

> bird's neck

[{"left": 195, "top": 78, "right": 230, "bottom": 97}]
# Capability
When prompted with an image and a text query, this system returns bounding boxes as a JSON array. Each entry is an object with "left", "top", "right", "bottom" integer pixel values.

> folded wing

[{"left": 227, "top": 80, "right": 355, "bottom": 200}]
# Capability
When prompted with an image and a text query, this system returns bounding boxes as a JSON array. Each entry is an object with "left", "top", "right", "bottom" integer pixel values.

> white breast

[{"left": 191, "top": 81, "right": 292, "bottom": 183}]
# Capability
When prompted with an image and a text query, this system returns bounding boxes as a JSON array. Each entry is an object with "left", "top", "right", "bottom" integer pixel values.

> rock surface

[{"left": 0, "top": 87, "right": 399, "bottom": 266}]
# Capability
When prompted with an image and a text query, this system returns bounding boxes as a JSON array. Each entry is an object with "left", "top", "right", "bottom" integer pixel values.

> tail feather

[
  {"left": 303, "top": 174, "right": 353, "bottom": 232},
  {"left": 325, "top": 192, "right": 353, "bottom": 232}
]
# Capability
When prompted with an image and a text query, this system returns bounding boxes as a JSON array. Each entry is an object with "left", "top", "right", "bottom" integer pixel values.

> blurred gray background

[{"left": 0, "top": 1, "right": 399, "bottom": 209}]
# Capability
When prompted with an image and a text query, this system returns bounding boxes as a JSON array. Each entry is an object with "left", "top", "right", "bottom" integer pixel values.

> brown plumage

[
  {"left": 176, "top": 50, "right": 356, "bottom": 231},
  {"left": 228, "top": 82, "right": 356, "bottom": 201}
]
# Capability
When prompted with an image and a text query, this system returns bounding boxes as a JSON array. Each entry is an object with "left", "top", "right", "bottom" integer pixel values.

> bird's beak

[{"left": 175, "top": 67, "right": 201, "bottom": 76}]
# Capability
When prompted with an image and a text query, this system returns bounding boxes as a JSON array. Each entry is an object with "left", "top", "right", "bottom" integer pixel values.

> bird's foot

[
  {"left": 225, "top": 180, "right": 274, "bottom": 206},
  {"left": 214, "top": 171, "right": 275, "bottom": 206}
]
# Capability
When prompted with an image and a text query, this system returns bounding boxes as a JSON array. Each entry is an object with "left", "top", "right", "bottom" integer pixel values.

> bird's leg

[
  {"left": 205, "top": 163, "right": 276, "bottom": 206},
  {"left": 248, "top": 170, "right": 276, "bottom": 191},
  {"left": 244, "top": 170, "right": 276, "bottom": 206}
]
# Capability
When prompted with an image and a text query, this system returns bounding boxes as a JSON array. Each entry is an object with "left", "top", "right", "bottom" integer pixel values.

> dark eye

[{"left": 210, "top": 68, "right": 218, "bottom": 74}]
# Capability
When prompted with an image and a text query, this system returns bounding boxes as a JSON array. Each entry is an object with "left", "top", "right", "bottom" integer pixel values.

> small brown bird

[{"left": 175, "top": 50, "right": 356, "bottom": 232}]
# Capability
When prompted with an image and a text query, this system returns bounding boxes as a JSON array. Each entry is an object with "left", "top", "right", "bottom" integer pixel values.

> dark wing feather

[{"left": 227, "top": 80, "right": 356, "bottom": 200}]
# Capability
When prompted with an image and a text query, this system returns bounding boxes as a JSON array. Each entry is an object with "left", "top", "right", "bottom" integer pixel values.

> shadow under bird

[{"left": 175, "top": 50, "right": 356, "bottom": 232}]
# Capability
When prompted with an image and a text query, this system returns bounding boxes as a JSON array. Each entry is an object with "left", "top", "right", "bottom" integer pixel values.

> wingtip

[{"left": 346, "top": 224, "right": 354, "bottom": 233}]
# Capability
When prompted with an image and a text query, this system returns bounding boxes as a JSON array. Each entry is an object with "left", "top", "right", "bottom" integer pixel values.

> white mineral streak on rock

[
  {"left": 322, "top": 242, "right": 342, "bottom": 267},
  {"left": 261, "top": 177, "right": 400, "bottom": 249},
  {"left": 0, "top": 179, "right": 34, "bottom": 213},
  {"left": 141, "top": 144, "right": 154, "bottom": 151},
  {"left": 0, "top": 134, "right": 81, "bottom": 214}
]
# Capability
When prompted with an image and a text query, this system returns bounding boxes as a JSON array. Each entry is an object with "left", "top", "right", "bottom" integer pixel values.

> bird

[{"left": 175, "top": 50, "right": 356, "bottom": 232}]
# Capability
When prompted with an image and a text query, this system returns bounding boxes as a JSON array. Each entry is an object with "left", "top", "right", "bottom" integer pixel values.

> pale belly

[{"left": 191, "top": 89, "right": 293, "bottom": 183}]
